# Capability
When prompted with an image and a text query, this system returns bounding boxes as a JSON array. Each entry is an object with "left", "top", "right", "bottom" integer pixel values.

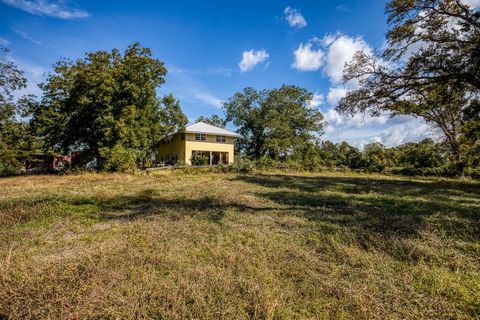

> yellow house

[{"left": 157, "top": 122, "right": 242, "bottom": 165}]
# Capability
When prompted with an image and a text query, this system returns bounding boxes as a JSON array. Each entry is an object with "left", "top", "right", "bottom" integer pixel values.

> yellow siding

[
  {"left": 157, "top": 132, "right": 236, "bottom": 165},
  {"left": 185, "top": 140, "right": 234, "bottom": 165},
  {"left": 185, "top": 133, "right": 235, "bottom": 144},
  {"left": 156, "top": 133, "right": 186, "bottom": 163}
]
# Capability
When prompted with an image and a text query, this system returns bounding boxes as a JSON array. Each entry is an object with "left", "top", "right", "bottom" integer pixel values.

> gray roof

[{"left": 184, "top": 122, "right": 242, "bottom": 137}]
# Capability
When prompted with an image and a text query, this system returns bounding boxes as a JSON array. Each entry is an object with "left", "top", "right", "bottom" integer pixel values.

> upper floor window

[
  {"left": 195, "top": 133, "right": 206, "bottom": 141},
  {"left": 180, "top": 133, "right": 185, "bottom": 141},
  {"left": 216, "top": 135, "right": 226, "bottom": 143}
]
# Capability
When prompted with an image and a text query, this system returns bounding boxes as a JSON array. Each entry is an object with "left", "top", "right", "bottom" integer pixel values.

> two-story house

[{"left": 157, "top": 122, "right": 241, "bottom": 165}]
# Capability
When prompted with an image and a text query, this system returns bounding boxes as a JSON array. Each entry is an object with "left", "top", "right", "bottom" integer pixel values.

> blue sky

[{"left": 0, "top": 0, "right": 434, "bottom": 147}]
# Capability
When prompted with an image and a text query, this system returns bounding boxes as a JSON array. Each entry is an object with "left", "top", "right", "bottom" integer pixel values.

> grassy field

[{"left": 0, "top": 171, "right": 479, "bottom": 319}]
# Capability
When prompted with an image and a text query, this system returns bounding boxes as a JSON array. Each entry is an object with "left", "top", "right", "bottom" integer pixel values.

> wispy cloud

[
  {"left": 195, "top": 93, "right": 223, "bottom": 109},
  {"left": 308, "top": 93, "right": 324, "bottom": 108},
  {"left": 12, "top": 28, "right": 42, "bottom": 45},
  {"left": 158, "top": 64, "right": 226, "bottom": 117},
  {"left": 238, "top": 49, "right": 269, "bottom": 72},
  {"left": 284, "top": 6, "right": 307, "bottom": 28},
  {"left": 8, "top": 56, "right": 47, "bottom": 98},
  {"left": 0, "top": 38, "right": 9, "bottom": 46},
  {"left": 2, "top": 0, "right": 89, "bottom": 19},
  {"left": 335, "top": 5, "right": 350, "bottom": 12},
  {"left": 170, "top": 66, "right": 233, "bottom": 77}
]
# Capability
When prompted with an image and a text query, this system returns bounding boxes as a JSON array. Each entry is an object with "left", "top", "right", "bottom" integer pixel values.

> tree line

[{"left": 0, "top": 0, "right": 479, "bottom": 177}]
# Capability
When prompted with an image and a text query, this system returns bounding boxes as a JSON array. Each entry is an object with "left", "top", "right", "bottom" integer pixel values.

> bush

[
  {"left": 465, "top": 167, "right": 480, "bottom": 179},
  {"left": 284, "top": 159, "right": 304, "bottom": 172},
  {"left": 101, "top": 144, "right": 137, "bottom": 173},
  {"left": 255, "top": 157, "right": 278, "bottom": 170},
  {"left": 0, "top": 162, "right": 18, "bottom": 177},
  {"left": 191, "top": 155, "right": 209, "bottom": 166},
  {"left": 390, "top": 165, "right": 460, "bottom": 177},
  {"left": 300, "top": 157, "right": 324, "bottom": 172},
  {"left": 233, "top": 158, "right": 254, "bottom": 173},
  {"left": 175, "top": 160, "right": 186, "bottom": 167}
]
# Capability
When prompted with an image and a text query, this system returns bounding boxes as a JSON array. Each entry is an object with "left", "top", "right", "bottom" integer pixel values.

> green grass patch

[{"left": 0, "top": 172, "right": 479, "bottom": 319}]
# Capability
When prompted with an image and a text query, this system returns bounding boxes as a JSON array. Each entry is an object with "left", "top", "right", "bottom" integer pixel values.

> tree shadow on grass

[
  {"left": 232, "top": 174, "right": 480, "bottom": 247},
  {"left": 69, "top": 188, "right": 271, "bottom": 224},
  {"left": 2, "top": 173, "right": 479, "bottom": 264}
]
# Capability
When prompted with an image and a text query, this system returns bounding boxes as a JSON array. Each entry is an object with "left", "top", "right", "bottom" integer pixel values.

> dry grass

[{"left": 0, "top": 171, "right": 479, "bottom": 319}]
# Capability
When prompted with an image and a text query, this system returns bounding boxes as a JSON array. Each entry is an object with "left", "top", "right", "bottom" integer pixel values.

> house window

[
  {"left": 216, "top": 135, "right": 226, "bottom": 143},
  {"left": 181, "top": 133, "right": 185, "bottom": 141},
  {"left": 195, "top": 133, "right": 206, "bottom": 141}
]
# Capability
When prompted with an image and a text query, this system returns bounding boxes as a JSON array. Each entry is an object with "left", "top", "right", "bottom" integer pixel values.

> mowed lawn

[{"left": 0, "top": 171, "right": 479, "bottom": 319}]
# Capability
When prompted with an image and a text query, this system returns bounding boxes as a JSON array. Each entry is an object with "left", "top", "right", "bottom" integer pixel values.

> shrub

[
  {"left": 255, "top": 157, "right": 277, "bottom": 170},
  {"left": 390, "top": 165, "right": 460, "bottom": 177},
  {"left": 465, "top": 167, "right": 480, "bottom": 179},
  {"left": 101, "top": 144, "right": 137, "bottom": 173},
  {"left": 0, "top": 162, "right": 18, "bottom": 177},
  {"left": 284, "top": 159, "right": 304, "bottom": 172},
  {"left": 191, "top": 155, "right": 209, "bottom": 166},
  {"left": 233, "top": 157, "right": 254, "bottom": 173},
  {"left": 175, "top": 160, "right": 186, "bottom": 167}
]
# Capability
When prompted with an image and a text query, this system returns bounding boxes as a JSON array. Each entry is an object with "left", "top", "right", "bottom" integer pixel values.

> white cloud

[
  {"left": 324, "top": 34, "right": 372, "bottom": 84},
  {"left": 195, "top": 93, "right": 223, "bottom": 109},
  {"left": 291, "top": 33, "right": 372, "bottom": 84},
  {"left": 291, "top": 40, "right": 325, "bottom": 71},
  {"left": 292, "top": 32, "right": 434, "bottom": 148},
  {"left": 461, "top": 0, "right": 480, "bottom": 8},
  {"left": 0, "top": 38, "right": 9, "bottom": 46},
  {"left": 308, "top": 93, "right": 324, "bottom": 108},
  {"left": 1, "top": 0, "right": 89, "bottom": 19},
  {"left": 8, "top": 57, "right": 47, "bottom": 98},
  {"left": 12, "top": 28, "right": 42, "bottom": 46},
  {"left": 322, "top": 107, "right": 434, "bottom": 148},
  {"left": 373, "top": 121, "right": 432, "bottom": 147},
  {"left": 284, "top": 6, "right": 307, "bottom": 28},
  {"left": 324, "top": 108, "right": 389, "bottom": 131},
  {"left": 238, "top": 49, "right": 269, "bottom": 72},
  {"left": 326, "top": 87, "right": 347, "bottom": 106}
]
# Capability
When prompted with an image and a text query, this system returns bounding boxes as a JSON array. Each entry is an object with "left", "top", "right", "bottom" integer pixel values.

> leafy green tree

[
  {"left": 364, "top": 142, "right": 388, "bottom": 172},
  {"left": 337, "top": 0, "right": 479, "bottom": 168},
  {"left": 459, "top": 100, "right": 480, "bottom": 170},
  {"left": 0, "top": 46, "right": 41, "bottom": 174},
  {"left": 291, "top": 140, "right": 325, "bottom": 171},
  {"left": 396, "top": 138, "right": 445, "bottom": 168},
  {"left": 319, "top": 141, "right": 340, "bottom": 167},
  {"left": 159, "top": 94, "right": 188, "bottom": 136},
  {"left": 383, "top": 0, "right": 480, "bottom": 91},
  {"left": 195, "top": 114, "right": 226, "bottom": 128},
  {"left": 224, "top": 85, "right": 324, "bottom": 159},
  {"left": 29, "top": 43, "right": 186, "bottom": 169}
]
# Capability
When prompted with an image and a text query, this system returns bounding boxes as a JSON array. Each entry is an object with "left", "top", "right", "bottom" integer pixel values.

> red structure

[{"left": 25, "top": 151, "right": 84, "bottom": 172}]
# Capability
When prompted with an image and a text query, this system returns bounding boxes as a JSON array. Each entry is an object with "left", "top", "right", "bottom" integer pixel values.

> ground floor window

[{"left": 159, "top": 153, "right": 178, "bottom": 164}]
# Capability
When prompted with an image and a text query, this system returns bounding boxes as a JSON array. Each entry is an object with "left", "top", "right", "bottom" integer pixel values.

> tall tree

[
  {"left": 0, "top": 46, "right": 39, "bottom": 174},
  {"left": 159, "top": 94, "right": 188, "bottom": 136},
  {"left": 395, "top": 138, "right": 445, "bottom": 168},
  {"left": 337, "top": 0, "right": 479, "bottom": 166},
  {"left": 30, "top": 43, "right": 186, "bottom": 169},
  {"left": 224, "top": 85, "right": 324, "bottom": 159},
  {"left": 195, "top": 114, "right": 226, "bottom": 128},
  {"left": 384, "top": 0, "right": 480, "bottom": 90},
  {"left": 459, "top": 100, "right": 480, "bottom": 168}
]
